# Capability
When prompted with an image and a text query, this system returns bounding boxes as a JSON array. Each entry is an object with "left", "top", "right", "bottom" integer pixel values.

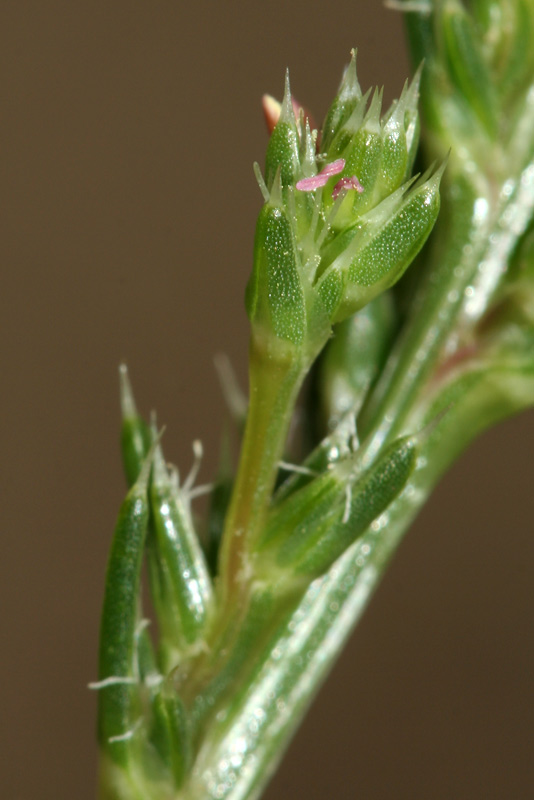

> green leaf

[
  {"left": 97, "top": 458, "right": 152, "bottom": 764},
  {"left": 265, "top": 72, "right": 300, "bottom": 189},
  {"left": 321, "top": 49, "right": 363, "bottom": 155},
  {"left": 150, "top": 689, "right": 192, "bottom": 789},
  {"left": 246, "top": 202, "right": 306, "bottom": 348},
  {"left": 294, "top": 436, "right": 417, "bottom": 576},
  {"left": 261, "top": 435, "right": 418, "bottom": 581},
  {"left": 119, "top": 365, "right": 151, "bottom": 487},
  {"left": 441, "top": 1, "right": 498, "bottom": 137}
]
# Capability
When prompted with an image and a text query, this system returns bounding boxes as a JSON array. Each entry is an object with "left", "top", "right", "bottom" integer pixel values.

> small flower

[
  {"left": 332, "top": 175, "right": 364, "bottom": 200},
  {"left": 296, "top": 159, "right": 345, "bottom": 192},
  {"left": 249, "top": 56, "right": 442, "bottom": 353}
]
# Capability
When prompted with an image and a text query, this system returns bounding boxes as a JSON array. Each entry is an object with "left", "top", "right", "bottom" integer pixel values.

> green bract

[{"left": 246, "top": 54, "right": 442, "bottom": 361}]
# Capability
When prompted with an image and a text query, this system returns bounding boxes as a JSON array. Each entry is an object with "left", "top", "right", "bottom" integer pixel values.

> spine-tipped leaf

[
  {"left": 265, "top": 72, "right": 300, "bottom": 189},
  {"left": 321, "top": 49, "right": 363, "bottom": 154},
  {"left": 119, "top": 365, "right": 151, "bottom": 487},
  {"left": 97, "top": 454, "right": 152, "bottom": 764},
  {"left": 294, "top": 436, "right": 417, "bottom": 576},
  {"left": 260, "top": 435, "right": 418, "bottom": 581}
]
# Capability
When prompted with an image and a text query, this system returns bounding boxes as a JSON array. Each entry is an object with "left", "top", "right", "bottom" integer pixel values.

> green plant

[{"left": 93, "top": 2, "right": 534, "bottom": 797}]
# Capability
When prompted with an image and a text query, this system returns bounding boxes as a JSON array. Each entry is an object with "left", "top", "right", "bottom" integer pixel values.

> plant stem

[
  {"left": 184, "top": 470, "right": 430, "bottom": 800},
  {"left": 182, "top": 359, "right": 534, "bottom": 800},
  {"left": 185, "top": 160, "right": 534, "bottom": 800},
  {"left": 218, "top": 338, "right": 308, "bottom": 608},
  {"left": 361, "top": 156, "right": 534, "bottom": 455}
]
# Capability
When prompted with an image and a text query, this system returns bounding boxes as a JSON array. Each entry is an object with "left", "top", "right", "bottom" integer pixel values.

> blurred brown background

[{"left": 2, "top": 2, "right": 534, "bottom": 798}]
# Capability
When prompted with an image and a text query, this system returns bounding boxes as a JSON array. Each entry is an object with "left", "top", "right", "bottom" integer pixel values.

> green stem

[
  {"left": 361, "top": 157, "right": 534, "bottom": 455},
  {"left": 185, "top": 162, "right": 534, "bottom": 800},
  {"left": 218, "top": 338, "right": 307, "bottom": 608},
  {"left": 182, "top": 366, "right": 534, "bottom": 800},
  {"left": 359, "top": 180, "right": 483, "bottom": 441},
  {"left": 183, "top": 473, "right": 430, "bottom": 800}
]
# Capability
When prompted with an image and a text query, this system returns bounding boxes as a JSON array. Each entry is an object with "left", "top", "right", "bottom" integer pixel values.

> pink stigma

[
  {"left": 296, "top": 159, "right": 345, "bottom": 192},
  {"left": 332, "top": 175, "right": 364, "bottom": 200}
]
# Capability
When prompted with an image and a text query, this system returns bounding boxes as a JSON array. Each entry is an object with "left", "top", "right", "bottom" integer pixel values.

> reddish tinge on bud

[{"left": 262, "top": 93, "right": 316, "bottom": 135}]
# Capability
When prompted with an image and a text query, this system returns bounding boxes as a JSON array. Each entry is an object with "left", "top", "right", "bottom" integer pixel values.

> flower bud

[
  {"left": 337, "top": 90, "right": 383, "bottom": 217},
  {"left": 250, "top": 54, "right": 441, "bottom": 360},
  {"left": 377, "top": 65, "right": 422, "bottom": 196},
  {"left": 494, "top": 0, "right": 534, "bottom": 99},
  {"left": 322, "top": 65, "right": 421, "bottom": 217}
]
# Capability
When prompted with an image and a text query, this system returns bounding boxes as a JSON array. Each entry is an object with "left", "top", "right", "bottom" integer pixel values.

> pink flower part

[
  {"left": 262, "top": 94, "right": 282, "bottom": 133},
  {"left": 331, "top": 175, "right": 364, "bottom": 200},
  {"left": 262, "top": 94, "right": 317, "bottom": 134},
  {"left": 320, "top": 159, "right": 346, "bottom": 178},
  {"left": 296, "top": 159, "right": 345, "bottom": 192}
]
